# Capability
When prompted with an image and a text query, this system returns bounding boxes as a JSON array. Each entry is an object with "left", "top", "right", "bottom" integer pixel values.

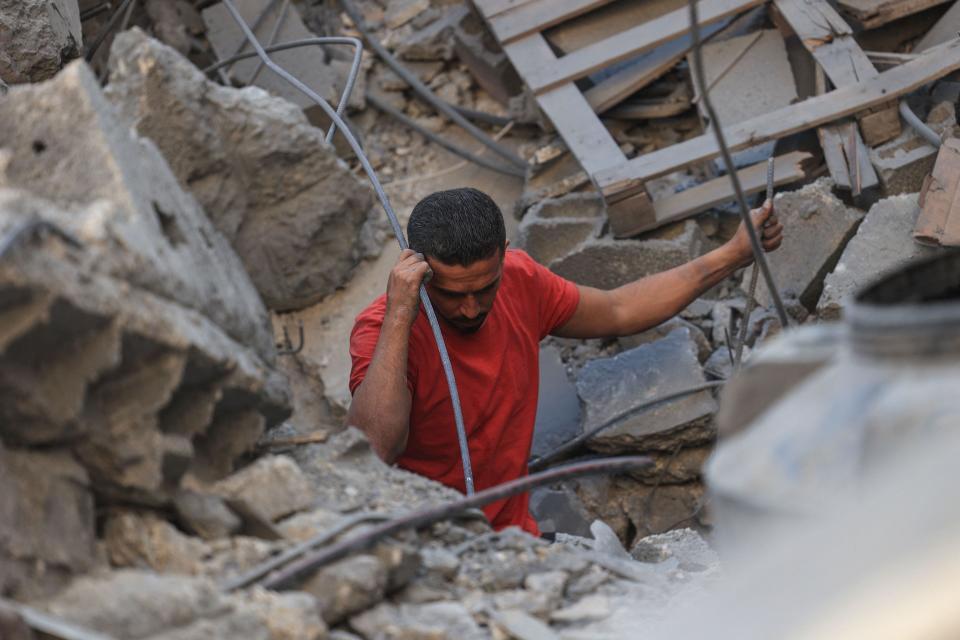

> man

[{"left": 349, "top": 188, "right": 781, "bottom": 534}]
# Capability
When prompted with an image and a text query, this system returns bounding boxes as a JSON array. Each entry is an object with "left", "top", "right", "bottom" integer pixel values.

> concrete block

[
  {"left": 526, "top": 192, "right": 605, "bottom": 219},
  {"left": 213, "top": 455, "right": 316, "bottom": 522},
  {"left": 619, "top": 317, "right": 711, "bottom": 363},
  {"left": 870, "top": 101, "right": 959, "bottom": 196},
  {"left": 106, "top": 30, "right": 376, "bottom": 311},
  {"left": 755, "top": 179, "right": 864, "bottom": 311},
  {"left": 0, "top": 0, "right": 82, "bottom": 84},
  {"left": 576, "top": 327, "right": 718, "bottom": 454},
  {"left": 517, "top": 218, "right": 601, "bottom": 266},
  {"left": 551, "top": 220, "right": 706, "bottom": 290},
  {"left": 818, "top": 194, "right": 941, "bottom": 320}
]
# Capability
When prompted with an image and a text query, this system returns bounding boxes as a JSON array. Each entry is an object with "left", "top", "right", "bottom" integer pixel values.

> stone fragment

[
  {"left": 103, "top": 511, "right": 208, "bottom": 574},
  {"left": 627, "top": 446, "right": 711, "bottom": 485},
  {"left": 517, "top": 219, "right": 601, "bottom": 266},
  {"left": 349, "top": 602, "right": 485, "bottom": 640},
  {"left": 576, "top": 328, "right": 718, "bottom": 453},
  {"left": 420, "top": 547, "right": 460, "bottom": 580},
  {"left": 145, "top": 0, "right": 191, "bottom": 54},
  {"left": 453, "top": 6, "right": 523, "bottom": 104},
  {"left": 213, "top": 455, "right": 315, "bottom": 522},
  {"left": 524, "top": 571, "right": 568, "bottom": 600},
  {"left": 241, "top": 587, "right": 329, "bottom": 640},
  {"left": 398, "top": 7, "right": 463, "bottom": 61},
  {"left": 385, "top": 0, "right": 430, "bottom": 29},
  {"left": 817, "top": 194, "right": 941, "bottom": 320},
  {"left": 0, "top": 446, "right": 95, "bottom": 598},
  {"left": 551, "top": 221, "right": 705, "bottom": 290},
  {"left": 302, "top": 555, "right": 389, "bottom": 625},
  {"left": 630, "top": 528, "right": 719, "bottom": 574},
  {"left": 174, "top": 491, "right": 242, "bottom": 540},
  {"left": 106, "top": 31, "right": 376, "bottom": 311},
  {"left": 0, "top": 0, "right": 82, "bottom": 84},
  {"left": 492, "top": 609, "right": 560, "bottom": 640},
  {"left": 619, "top": 317, "right": 711, "bottom": 363},
  {"left": 870, "top": 101, "right": 959, "bottom": 196},
  {"left": 550, "top": 595, "right": 611, "bottom": 623},
  {"left": 755, "top": 179, "right": 864, "bottom": 311},
  {"left": 530, "top": 345, "right": 581, "bottom": 460},
  {"left": 529, "top": 487, "right": 594, "bottom": 538},
  {"left": 143, "top": 610, "right": 270, "bottom": 640}
]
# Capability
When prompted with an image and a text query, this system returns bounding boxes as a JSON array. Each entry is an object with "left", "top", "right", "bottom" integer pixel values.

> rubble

[
  {"left": 105, "top": 30, "right": 377, "bottom": 311},
  {"left": 517, "top": 193, "right": 604, "bottom": 267},
  {"left": 0, "top": 0, "right": 82, "bottom": 84},
  {"left": 212, "top": 454, "right": 316, "bottom": 522}
]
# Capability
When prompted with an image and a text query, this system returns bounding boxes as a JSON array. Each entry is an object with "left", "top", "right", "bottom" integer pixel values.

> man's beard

[{"left": 446, "top": 313, "right": 488, "bottom": 333}]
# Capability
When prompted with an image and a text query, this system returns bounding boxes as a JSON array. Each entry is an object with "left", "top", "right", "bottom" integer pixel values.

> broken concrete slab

[
  {"left": 398, "top": 5, "right": 463, "bottom": 61},
  {"left": 531, "top": 345, "right": 581, "bottom": 461},
  {"left": 529, "top": 487, "right": 594, "bottom": 538},
  {"left": 212, "top": 455, "right": 316, "bottom": 522},
  {"left": 350, "top": 601, "right": 487, "bottom": 640},
  {"left": 174, "top": 491, "right": 242, "bottom": 541},
  {"left": 551, "top": 221, "right": 706, "bottom": 290},
  {"left": 576, "top": 327, "right": 718, "bottom": 454},
  {"left": 302, "top": 554, "right": 389, "bottom": 625},
  {"left": 0, "top": 0, "right": 82, "bottom": 84},
  {"left": 0, "top": 446, "right": 95, "bottom": 599},
  {"left": 525, "top": 192, "right": 606, "bottom": 220},
  {"left": 518, "top": 218, "right": 600, "bottom": 267},
  {"left": 385, "top": 0, "right": 431, "bottom": 29},
  {"left": 870, "top": 102, "right": 959, "bottom": 196},
  {"left": 106, "top": 30, "right": 377, "bottom": 311},
  {"left": 618, "top": 317, "right": 711, "bottom": 363},
  {"left": 755, "top": 178, "right": 864, "bottom": 311},
  {"left": 103, "top": 510, "right": 209, "bottom": 575},
  {"left": 202, "top": 0, "right": 340, "bottom": 125},
  {"left": 818, "top": 194, "right": 941, "bottom": 320}
]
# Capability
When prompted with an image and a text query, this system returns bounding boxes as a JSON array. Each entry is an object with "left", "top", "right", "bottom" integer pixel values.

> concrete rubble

[{"left": 0, "top": 0, "right": 82, "bottom": 84}]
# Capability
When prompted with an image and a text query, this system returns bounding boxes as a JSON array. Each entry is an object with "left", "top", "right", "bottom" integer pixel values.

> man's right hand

[{"left": 386, "top": 249, "right": 433, "bottom": 324}]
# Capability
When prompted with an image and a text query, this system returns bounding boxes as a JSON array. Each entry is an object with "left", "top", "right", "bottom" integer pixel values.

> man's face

[{"left": 425, "top": 248, "right": 505, "bottom": 334}]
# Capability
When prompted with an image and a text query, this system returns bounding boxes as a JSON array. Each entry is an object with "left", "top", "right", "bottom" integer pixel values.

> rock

[
  {"left": 174, "top": 491, "right": 242, "bottom": 540},
  {"left": 551, "top": 221, "right": 706, "bottom": 290},
  {"left": 302, "top": 555, "right": 389, "bottom": 625},
  {"left": 530, "top": 345, "right": 581, "bottom": 460},
  {"left": 385, "top": 0, "right": 430, "bottom": 29},
  {"left": 619, "top": 317, "right": 711, "bottom": 363},
  {"left": 349, "top": 602, "right": 485, "bottom": 640},
  {"left": 589, "top": 520, "right": 631, "bottom": 559},
  {"left": 492, "top": 609, "right": 560, "bottom": 640},
  {"left": 452, "top": 6, "right": 523, "bottom": 104},
  {"left": 241, "top": 587, "right": 329, "bottom": 640},
  {"left": 703, "top": 346, "right": 738, "bottom": 380},
  {"left": 144, "top": 0, "right": 191, "bottom": 55},
  {"left": 144, "top": 609, "right": 270, "bottom": 640},
  {"left": 526, "top": 192, "right": 606, "bottom": 220},
  {"left": 39, "top": 570, "right": 230, "bottom": 639},
  {"left": 870, "top": 102, "right": 959, "bottom": 196},
  {"left": 420, "top": 547, "right": 461, "bottom": 580},
  {"left": 627, "top": 446, "right": 712, "bottom": 485},
  {"left": 817, "top": 194, "right": 941, "bottom": 320},
  {"left": 550, "top": 595, "right": 612, "bottom": 623},
  {"left": 398, "top": 6, "right": 464, "bottom": 61},
  {"left": 213, "top": 455, "right": 315, "bottom": 522},
  {"left": 517, "top": 219, "right": 601, "bottom": 266},
  {"left": 630, "top": 528, "right": 719, "bottom": 574},
  {"left": 103, "top": 511, "right": 208, "bottom": 574},
  {"left": 201, "top": 0, "right": 340, "bottom": 124},
  {"left": 0, "top": 446, "right": 95, "bottom": 598},
  {"left": 576, "top": 328, "right": 718, "bottom": 453},
  {"left": 529, "top": 487, "right": 594, "bottom": 538},
  {"left": 0, "top": 0, "right": 81, "bottom": 84},
  {"left": 105, "top": 30, "right": 377, "bottom": 311},
  {"left": 755, "top": 179, "right": 864, "bottom": 311}
]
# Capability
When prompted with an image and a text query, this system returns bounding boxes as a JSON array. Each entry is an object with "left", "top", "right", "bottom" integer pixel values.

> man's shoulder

[{"left": 502, "top": 248, "right": 541, "bottom": 280}]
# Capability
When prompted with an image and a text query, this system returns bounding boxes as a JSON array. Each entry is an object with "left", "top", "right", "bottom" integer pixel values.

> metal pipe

[
  {"left": 899, "top": 100, "right": 942, "bottom": 148},
  {"left": 260, "top": 455, "right": 652, "bottom": 589},
  {"left": 688, "top": 0, "right": 790, "bottom": 328},
  {"left": 338, "top": 0, "right": 527, "bottom": 170},
  {"left": 367, "top": 92, "right": 525, "bottom": 177},
  {"left": 204, "top": 37, "right": 363, "bottom": 144},
  {"left": 219, "top": 0, "right": 476, "bottom": 495},
  {"left": 527, "top": 381, "right": 724, "bottom": 472}
]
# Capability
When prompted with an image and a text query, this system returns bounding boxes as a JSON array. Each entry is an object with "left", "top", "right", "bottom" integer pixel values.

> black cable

[{"left": 688, "top": 0, "right": 790, "bottom": 328}]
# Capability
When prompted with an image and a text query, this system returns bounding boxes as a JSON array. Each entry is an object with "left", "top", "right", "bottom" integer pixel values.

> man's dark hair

[{"left": 407, "top": 188, "right": 506, "bottom": 265}]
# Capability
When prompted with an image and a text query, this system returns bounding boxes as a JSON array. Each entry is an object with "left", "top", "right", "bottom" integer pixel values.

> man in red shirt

[{"left": 349, "top": 188, "right": 781, "bottom": 534}]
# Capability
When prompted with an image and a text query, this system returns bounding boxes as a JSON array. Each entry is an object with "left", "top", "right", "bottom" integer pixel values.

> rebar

[
  {"left": 219, "top": 0, "right": 476, "bottom": 494},
  {"left": 688, "top": 0, "right": 790, "bottom": 328},
  {"left": 248, "top": 0, "right": 291, "bottom": 87},
  {"left": 259, "top": 455, "right": 652, "bottom": 590}
]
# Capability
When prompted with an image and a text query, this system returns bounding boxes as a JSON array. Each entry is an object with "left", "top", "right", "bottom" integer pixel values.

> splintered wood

[{"left": 915, "top": 137, "right": 960, "bottom": 247}]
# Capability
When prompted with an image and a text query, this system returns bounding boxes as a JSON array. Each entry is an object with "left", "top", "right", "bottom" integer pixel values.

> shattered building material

[
  {"left": 915, "top": 0, "right": 960, "bottom": 51},
  {"left": 754, "top": 179, "right": 864, "bottom": 311},
  {"left": 835, "top": 0, "right": 953, "bottom": 29},
  {"left": 0, "top": 0, "right": 82, "bottom": 84},
  {"left": 105, "top": 30, "right": 377, "bottom": 311},
  {"left": 914, "top": 136, "right": 960, "bottom": 247},
  {"left": 820, "top": 194, "right": 941, "bottom": 319},
  {"left": 516, "top": 194, "right": 603, "bottom": 266}
]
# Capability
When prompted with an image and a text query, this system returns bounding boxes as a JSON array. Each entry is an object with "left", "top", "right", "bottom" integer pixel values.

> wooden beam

[
  {"left": 915, "top": 137, "right": 960, "bottom": 246},
  {"left": 835, "top": 0, "right": 952, "bottom": 30},
  {"left": 487, "top": 0, "right": 618, "bottom": 45},
  {"left": 474, "top": 0, "right": 540, "bottom": 20},
  {"left": 524, "top": 0, "right": 765, "bottom": 94},
  {"left": 596, "top": 40, "right": 960, "bottom": 199},
  {"left": 818, "top": 120, "right": 879, "bottom": 198}
]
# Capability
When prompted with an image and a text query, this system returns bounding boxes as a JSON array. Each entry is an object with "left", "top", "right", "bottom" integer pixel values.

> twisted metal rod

[{"left": 219, "top": 0, "right": 476, "bottom": 494}]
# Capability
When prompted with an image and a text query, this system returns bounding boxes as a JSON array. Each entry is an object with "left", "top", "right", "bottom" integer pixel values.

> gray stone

[
  {"left": 551, "top": 221, "right": 706, "bottom": 290},
  {"left": 239, "top": 588, "right": 329, "bottom": 640},
  {"left": 452, "top": 6, "right": 523, "bottom": 104},
  {"left": 492, "top": 609, "right": 560, "bottom": 640},
  {"left": 589, "top": 520, "right": 631, "bottom": 559},
  {"left": 105, "top": 30, "right": 377, "bottom": 311},
  {"left": 755, "top": 179, "right": 864, "bottom": 311},
  {"left": 0, "top": 0, "right": 81, "bottom": 84},
  {"left": 103, "top": 511, "right": 208, "bottom": 574},
  {"left": 531, "top": 345, "right": 581, "bottom": 460},
  {"left": 576, "top": 328, "right": 718, "bottom": 453},
  {"left": 517, "top": 218, "right": 601, "bottom": 266},
  {"left": 349, "top": 602, "right": 486, "bottom": 640},
  {"left": 420, "top": 547, "right": 460, "bottom": 580},
  {"left": 817, "top": 194, "right": 941, "bottom": 320},
  {"left": 303, "top": 555, "right": 389, "bottom": 625},
  {"left": 398, "top": 7, "right": 464, "bottom": 61},
  {"left": 870, "top": 102, "right": 958, "bottom": 196},
  {"left": 626, "top": 446, "right": 712, "bottom": 485},
  {"left": 619, "top": 317, "right": 711, "bottom": 363},
  {"left": 0, "top": 446, "right": 95, "bottom": 598},
  {"left": 525, "top": 192, "right": 605, "bottom": 220},
  {"left": 174, "top": 491, "right": 242, "bottom": 540},
  {"left": 213, "top": 455, "right": 315, "bottom": 522},
  {"left": 529, "top": 487, "right": 594, "bottom": 538},
  {"left": 0, "top": 59, "right": 276, "bottom": 360},
  {"left": 144, "top": 610, "right": 270, "bottom": 640},
  {"left": 385, "top": 0, "right": 430, "bottom": 29},
  {"left": 703, "top": 346, "right": 739, "bottom": 380},
  {"left": 630, "top": 528, "right": 719, "bottom": 574},
  {"left": 550, "top": 595, "right": 612, "bottom": 623}
]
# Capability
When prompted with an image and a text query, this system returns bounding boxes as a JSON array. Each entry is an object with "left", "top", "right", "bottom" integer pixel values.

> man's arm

[
  {"left": 346, "top": 249, "right": 431, "bottom": 463},
  {"left": 554, "top": 201, "right": 782, "bottom": 339}
]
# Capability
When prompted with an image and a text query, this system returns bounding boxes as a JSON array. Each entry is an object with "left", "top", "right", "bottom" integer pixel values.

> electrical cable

[
  {"left": 688, "top": 0, "right": 790, "bottom": 328},
  {"left": 338, "top": 0, "right": 527, "bottom": 171},
  {"left": 899, "top": 100, "right": 942, "bottom": 148},
  {"left": 219, "top": 0, "right": 476, "bottom": 495}
]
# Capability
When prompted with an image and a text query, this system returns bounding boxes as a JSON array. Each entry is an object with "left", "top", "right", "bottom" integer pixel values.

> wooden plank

[
  {"left": 596, "top": 40, "right": 960, "bottom": 199},
  {"left": 503, "top": 34, "right": 624, "bottom": 175},
  {"left": 474, "top": 0, "right": 540, "bottom": 20},
  {"left": 915, "top": 137, "right": 960, "bottom": 246},
  {"left": 488, "top": 0, "right": 618, "bottom": 45},
  {"left": 604, "top": 84, "right": 692, "bottom": 120},
  {"left": 584, "top": 39, "right": 690, "bottom": 113},
  {"left": 818, "top": 121, "right": 879, "bottom": 196},
  {"left": 610, "top": 152, "right": 814, "bottom": 237},
  {"left": 916, "top": 0, "right": 960, "bottom": 51},
  {"left": 836, "top": 0, "right": 952, "bottom": 29},
  {"left": 545, "top": 0, "right": 685, "bottom": 53},
  {"left": 525, "top": 0, "right": 765, "bottom": 94}
]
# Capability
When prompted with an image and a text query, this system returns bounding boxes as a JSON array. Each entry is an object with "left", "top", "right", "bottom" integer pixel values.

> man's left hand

[{"left": 728, "top": 199, "right": 783, "bottom": 268}]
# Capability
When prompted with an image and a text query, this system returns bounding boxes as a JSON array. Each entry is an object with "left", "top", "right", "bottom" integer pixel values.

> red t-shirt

[{"left": 349, "top": 249, "right": 580, "bottom": 534}]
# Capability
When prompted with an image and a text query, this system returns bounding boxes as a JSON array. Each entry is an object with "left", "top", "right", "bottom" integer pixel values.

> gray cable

[
  {"left": 220, "top": 0, "right": 475, "bottom": 495},
  {"left": 899, "top": 100, "right": 942, "bottom": 148}
]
